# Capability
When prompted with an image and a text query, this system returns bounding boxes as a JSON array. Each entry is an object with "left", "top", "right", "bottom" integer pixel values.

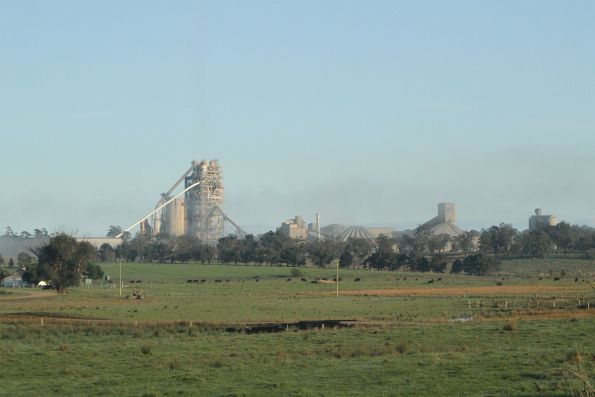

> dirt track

[{"left": 324, "top": 284, "right": 591, "bottom": 297}]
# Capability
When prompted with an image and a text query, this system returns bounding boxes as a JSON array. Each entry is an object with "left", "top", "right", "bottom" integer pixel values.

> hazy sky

[{"left": 1, "top": 1, "right": 594, "bottom": 236}]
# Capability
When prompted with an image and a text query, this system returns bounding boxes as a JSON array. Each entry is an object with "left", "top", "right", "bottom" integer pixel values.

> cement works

[{"left": 128, "top": 160, "right": 246, "bottom": 245}]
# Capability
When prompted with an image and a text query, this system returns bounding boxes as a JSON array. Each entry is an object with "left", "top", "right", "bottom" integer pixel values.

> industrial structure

[
  {"left": 529, "top": 208, "right": 558, "bottom": 231},
  {"left": 338, "top": 226, "right": 375, "bottom": 242},
  {"left": 280, "top": 213, "right": 321, "bottom": 240},
  {"left": 419, "top": 203, "right": 465, "bottom": 238},
  {"left": 121, "top": 160, "right": 246, "bottom": 245}
]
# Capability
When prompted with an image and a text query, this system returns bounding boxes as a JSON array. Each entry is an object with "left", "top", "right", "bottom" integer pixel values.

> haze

[{"left": 2, "top": 1, "right": 594, "bottom": 236}]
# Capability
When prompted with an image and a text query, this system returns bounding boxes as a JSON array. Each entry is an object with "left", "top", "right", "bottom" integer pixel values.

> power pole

[{"left": 336, "top": 260, "right": 339, "bottom": 297}]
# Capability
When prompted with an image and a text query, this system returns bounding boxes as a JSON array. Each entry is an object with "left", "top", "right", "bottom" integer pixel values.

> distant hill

[{"left": 0, "top": 235, "right": 49, "bottom": 261}]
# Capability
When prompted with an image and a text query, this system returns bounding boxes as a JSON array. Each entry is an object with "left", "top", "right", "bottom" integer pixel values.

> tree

[
  {"left": 18, "top": 252, "right": 34, "bottom": 268},
  {"left": 549, "top": 222, "right": 573, "bottom": 256},
  {"left": 116, "top": 240, "right": 137, "bottom": 262},
  {"left": 129, "top": 234, "right": 152, "bottom": 261},
  {"left": 400, "top": 226, "right": 432, "bottom": 256},
  {"left": 308, "top": 239, "right": 339, "bottom": 267},
  {"left": 25, "top": 234, "right": 95, "bottom": 293},
  {"left": 201, "top": 245, "right": 217, "bottom": 264},
  {"left": 366, "top": 236, "right": 397, "bottom": 270},
  {"left": 410, "top": 256, "right": 431, "bottom": 272},
  {"left": 280, "top": 241, "right": 307, "bottom": 266},
  {"left": 239, "top": 235, "right": 260, "bottom": 264},
  {"left": 428, "top": 234, "right": 450, "bottom": 254},
  {"left": 452, "top": 231, "right": 478, "bottom": 252},
  {"left": 343, "top": 238, "right": 374, "bottom": 267},
  {"left": 257, "top": 230, "right": 284, "bottom": 264},
  {"left": 0, "top": 268, "right": 9, "bottom": 285},
  {"left": 145, "top": 240, "right": 171, "bottom": 263},
  {"left": 339, "top": 250, "right": 353, "bottom": 268},
  {"left": 429, "top": 254, "right": 448, "bottom": 273},
  {"left": 217, "top": 236, "right": 241, "bottom": 264},
  {"left": 450, "top": 259, "right": 464, "bottom": 274},
  {"left": 84, "top": 263, "right": 105, "bottom": 280},
  {"left": 480, "top": 224, "right": 518, "bottom": 256},
  {"left": 97, "top": 243, "right": 116, "bottom": 262},
  {"left": 106, "top": 225, "right": 123, "bottom": 238},
  {"left": 462, "top": 254, "right": 500, "bottom": 275},
  {"left": 8, "top": 258, "right": 14, "bottom": 268},
  {"left": 521, "top": 230, "right": 552, "bottom": 258},
  {"left": 0, "top": 253, "right": 4, "bottom": 266}
]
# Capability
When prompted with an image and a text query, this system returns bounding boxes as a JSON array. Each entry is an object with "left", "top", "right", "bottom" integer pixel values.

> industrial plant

[
  {"left": 61, "top": 159, "right": 566, "bottom": 254},
  {"left": 125, "top": 160, "right": 245, "bottom": 245}
]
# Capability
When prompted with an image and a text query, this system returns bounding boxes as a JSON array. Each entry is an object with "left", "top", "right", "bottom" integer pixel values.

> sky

[{"left": 1, "top": 0, "right": 594, "bottom": 236}]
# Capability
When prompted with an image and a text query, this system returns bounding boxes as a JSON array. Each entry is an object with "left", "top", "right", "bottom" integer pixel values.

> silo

[{"left": 165, "top": 197, "right": 186, "bottom": 237}]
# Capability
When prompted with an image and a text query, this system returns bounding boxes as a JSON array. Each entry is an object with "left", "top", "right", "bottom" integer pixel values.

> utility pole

[
  {"left": 119, "top": 261, "right": 122, "bottom": 297},
  {"left": 336, "top": 260, "right": 339, "bottom": 297}
]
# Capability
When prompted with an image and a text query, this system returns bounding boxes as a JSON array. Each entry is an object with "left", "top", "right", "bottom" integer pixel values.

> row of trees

[
  {"left": 478, "top": 222, "right": 595, "bottom": 258},
  {"left": 100, "top": 231, "right": 362, "bottom": 268},
  {"left": 102, "top": 231, "right": 499, "bottom": 275},
  {"left": 0, "top": 252, "right": 35, "bottom": 268},
  {"left": 2, "top": 226, "right": 49, "bottom": 238}
]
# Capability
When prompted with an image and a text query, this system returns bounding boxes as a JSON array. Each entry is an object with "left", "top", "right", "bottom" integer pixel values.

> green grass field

[{"left": 1, "top": 259, "right": 593, "bottom": 396}]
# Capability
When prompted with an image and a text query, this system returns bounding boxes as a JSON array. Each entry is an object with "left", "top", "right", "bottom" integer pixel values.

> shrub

[
  {"left": 140, "top": 344, "right": 152, "bottom": 355},
  {"left": 565, "top": 350, "right": 582, "bottom": 364},
  {"left": 396, "top": 342, "right": 408, "bottom": 354},
  {"left": 503, "top": 319, "right": 517, "bottom": 331},
  {"left": 290, "top": 268, "right": 303, "bottom": 277}
]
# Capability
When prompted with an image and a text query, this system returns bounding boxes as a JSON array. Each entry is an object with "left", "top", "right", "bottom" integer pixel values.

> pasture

[{"left": 0, "top": 258, "right": 593, "bottom": 396}]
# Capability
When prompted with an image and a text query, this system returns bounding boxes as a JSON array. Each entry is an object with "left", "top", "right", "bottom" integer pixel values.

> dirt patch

[{"left": 322, "top": 284, "right": 590, "bottom": 297}]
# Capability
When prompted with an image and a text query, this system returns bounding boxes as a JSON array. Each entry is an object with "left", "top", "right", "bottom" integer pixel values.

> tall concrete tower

[
  {"left": 185, "top": 160, "right": 224, "bottom": 244},
  {"left": 437, "top": 203, "right": 456, "bottom": 224}
]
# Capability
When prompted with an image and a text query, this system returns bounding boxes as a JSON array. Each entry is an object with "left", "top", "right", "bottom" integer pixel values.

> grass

[
  {"left": 0, "top": 260, "right": 594, "bottom": 396},
  {"left": 0, "top": 318, "right": 592, "bottom": 396},
  {"left": 500, "top": 256, "right": 595, "bottom": 277}
]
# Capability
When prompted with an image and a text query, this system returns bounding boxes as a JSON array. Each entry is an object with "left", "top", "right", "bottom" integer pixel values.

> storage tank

[{"left": 165, "top": 197, "right": 185, "bottom": 236}]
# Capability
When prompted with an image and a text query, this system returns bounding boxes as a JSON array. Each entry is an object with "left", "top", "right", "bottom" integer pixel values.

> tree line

[
  {"left": 477, "top": 222, "right": 595, "bottom": 258},
  {"left": 97, "top": 228, "right": 502, "bottom": 275},
  {"left": 103, "top": 220, "right": 595, "bottom": 272}
]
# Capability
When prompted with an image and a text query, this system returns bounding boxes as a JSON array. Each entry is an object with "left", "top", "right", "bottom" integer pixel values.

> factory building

[
  {"left": 338, "top": 226, "right": 374, "bottom": 242},
  {"left": 144, "top": 160, "right": 245, "bottom": 245},
  {"left": 281, "top": 213, "right": 321, "bottom": 240},
  {"left": 529, "top": 208, "right": 558, "bottom": 231},
  {"left": 419, "top": 202, "right": 465, "bottom": 238},
  {"left": 280, "top": 215, "right": 308, "bottom": 239}
]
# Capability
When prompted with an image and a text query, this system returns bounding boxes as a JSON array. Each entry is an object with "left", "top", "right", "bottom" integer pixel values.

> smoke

[{"left": 225, "top": 145, "right": 595, "bottom": 233}]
